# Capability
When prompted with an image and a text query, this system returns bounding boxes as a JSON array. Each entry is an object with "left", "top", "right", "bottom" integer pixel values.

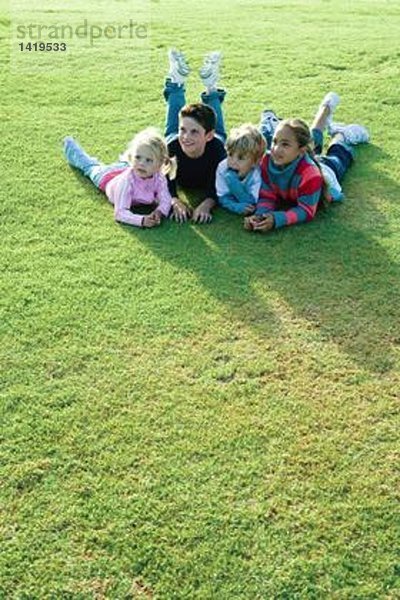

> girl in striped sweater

[{"left": 245, "top": 95, "right": 369, "bottom": 232}]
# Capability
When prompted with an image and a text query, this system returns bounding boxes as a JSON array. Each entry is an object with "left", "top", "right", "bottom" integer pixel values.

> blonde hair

[
  {"left": 275, "top": 119, "right": 330, "bottom": 206},
  {"left": 121, "top": 127, "right": 176, "bottom": 179},
  {"left": 226, "top": 123, "right": 266, "bottom": 162}
]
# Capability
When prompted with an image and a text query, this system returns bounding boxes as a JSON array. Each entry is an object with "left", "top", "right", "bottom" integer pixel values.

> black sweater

[{"left": 167, "top": 137, "right": 226, "bottom": 200}]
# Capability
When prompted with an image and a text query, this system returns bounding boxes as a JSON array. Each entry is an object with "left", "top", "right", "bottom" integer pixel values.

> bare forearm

[{"left": 199, "top": 197, "right": 216, "bottom": 212}]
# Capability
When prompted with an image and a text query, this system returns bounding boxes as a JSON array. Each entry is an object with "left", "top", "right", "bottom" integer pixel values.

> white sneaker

[
  {"left": 260, "top": 109, "right": 281, "bottom": 139},
  {"left": 327, "top": 121, "right": 345, "bottom": 136},
  {"left": 330, "top": 122, "right": 370, "bottom": 145},
  {"left": 168, "top": 49, "right": 190, "bottom": 85},
  {"left": 199, "top": 51, "right": 222, "bottom": 89},
  {"left": 319, "top": 91, "right": 340, "bottom": 127},
  {"left": 320, "top": 163, "right": 343, "bottom": 202}
]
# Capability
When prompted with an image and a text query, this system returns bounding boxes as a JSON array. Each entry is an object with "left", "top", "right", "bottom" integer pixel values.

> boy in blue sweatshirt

[{"left": 216, "top": 123, "right": 266, "bottom": 215}]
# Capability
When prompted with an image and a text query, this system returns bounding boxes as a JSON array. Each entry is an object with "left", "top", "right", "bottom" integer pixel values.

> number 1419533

[{"left": 18, "top": 42, "right": 67, "bottom": 51}]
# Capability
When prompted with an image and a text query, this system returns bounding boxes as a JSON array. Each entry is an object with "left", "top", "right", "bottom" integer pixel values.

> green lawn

[{"left": 1, "top": 0, "right": 399, "bottom": 597}]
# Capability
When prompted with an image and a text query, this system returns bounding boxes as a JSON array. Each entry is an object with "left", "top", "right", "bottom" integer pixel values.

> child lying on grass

[
  {"left": 63, "top": 128, "right": 175, "bottom": 228},
  {"left": 246, "top": 93, "right": 370, "bottom": 232},
  {"left": 164, "top": 48, "right": 227, "bottom": 223},
  {"left": 215, "top": 124, "right": 266, "bottom": 215}
]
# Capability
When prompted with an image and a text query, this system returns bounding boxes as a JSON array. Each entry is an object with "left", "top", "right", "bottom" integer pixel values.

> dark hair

[{"left": 179, "top": 102, "right": 217, "bottom": 133}]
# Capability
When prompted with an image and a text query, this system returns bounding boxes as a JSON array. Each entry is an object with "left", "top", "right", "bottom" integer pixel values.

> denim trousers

[
  {"left": 163, "top": 78, "right": 227, "bottom": 144},
  {"left": 312, "top": 128, "right": 353, "bottom": 182}
]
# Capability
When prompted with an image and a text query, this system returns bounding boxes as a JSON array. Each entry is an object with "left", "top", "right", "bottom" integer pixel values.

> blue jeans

[
  {"left": 163, "top": 78, "right": 227, "bottom": 144},
  {"left": 64, "top": 137, "right": 128, "bottom": 189},
  {"left": 87, "top": 162, "right": 128, "bottom": 188},
  {"left": 259, "top": 111, "right": 281, "bottom": 149},
  {"left": 312, "top": 128, "right": 353, "bottom": 182}
]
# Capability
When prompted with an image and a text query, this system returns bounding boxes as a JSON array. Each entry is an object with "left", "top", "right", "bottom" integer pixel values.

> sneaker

[
  {"left": 319, "top": 162, "right": 344, "bottom": 202},
  {"left": 168, "top": 49, "right": 190, "bottom": 86},
  {"left": 63, "top": 136, "right": 96, "bottom": 173},
  {"left": 329, "top": 122, "right": 370, "bottom": 145},
  {"left": 199, "top": 51, "right": 222, "bottom": 89},
  {"left": 260, "top": 109, "right": 281, "bottom": 140},
  {"left": 327, "top": 121, "right": 345, "bottom": 136},
  {"left": 319, "top": 91, "right": 340, "bottom": 127}
]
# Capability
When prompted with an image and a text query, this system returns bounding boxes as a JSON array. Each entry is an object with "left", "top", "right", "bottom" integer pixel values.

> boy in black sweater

[{"left": 164, "top": 49, "right": 227, "bottom": 223}]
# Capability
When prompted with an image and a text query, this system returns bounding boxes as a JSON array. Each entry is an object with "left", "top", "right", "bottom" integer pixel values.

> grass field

[{"left": 1, "top": 0, "right": 400, "bottom": 597}]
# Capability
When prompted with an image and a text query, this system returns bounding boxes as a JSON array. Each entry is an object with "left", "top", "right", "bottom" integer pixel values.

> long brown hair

[{"left": 276, "top": 119, "right": 331, "bottom": 207}]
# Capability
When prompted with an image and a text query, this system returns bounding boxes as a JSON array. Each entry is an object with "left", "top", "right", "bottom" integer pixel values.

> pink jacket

[{"left": 105, "top": 168, "right": 172, "bottom": 227}]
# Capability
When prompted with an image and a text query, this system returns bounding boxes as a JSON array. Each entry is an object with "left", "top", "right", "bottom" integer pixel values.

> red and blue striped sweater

[{"left": 256, "top": 152, "right": 324, "bottom": 228}]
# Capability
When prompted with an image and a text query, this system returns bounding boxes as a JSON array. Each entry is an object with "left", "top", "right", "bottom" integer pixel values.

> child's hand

[
  {"left": 142, "top": 212, "right": 161, "bottom": 228},
  {"left": 149, "top": 209, "right": 163, "bottom": 225},
  {"left": 252, "top": 214, "right": 275, "bottom": 232},
  {"left": 170, "top": 198, "right": 192, "bottom": 223},
  {"left": 243, "top": 204, "right": 256, "bottom": 216},
  {"left": 244, "top": 215, "right": 255, "bottom": 230},
  {"left": 192, "top": 198, "right": 215, "bottom": 224},
  {"left": 243, "top": 214, "right": 265, "bottom": 231}
]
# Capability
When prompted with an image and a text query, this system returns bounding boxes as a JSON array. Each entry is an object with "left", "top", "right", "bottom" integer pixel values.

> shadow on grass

[{"left": 133, "top": 149, "right": 400, "bottom": 376}]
